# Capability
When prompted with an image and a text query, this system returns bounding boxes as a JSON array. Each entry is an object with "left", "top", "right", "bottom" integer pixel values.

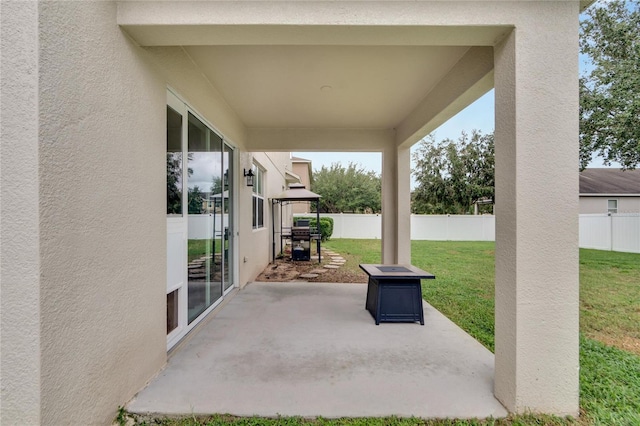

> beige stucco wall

[
  {"left": 381, "top": 145, "right": 412, "bottom": 264},
  {"left": 3, "top": 0, "right": 583, "bottom": 422},
  {"left": 238, "top": 152, "right": 292, "bottom": 284},
  {"left": 580, "top": 196, "right": 640, "bottom": 214},
  {"left": 1, "top": 2, "right": 41, "bottom": 424},
  {"left": 2, "top": 1, "right": 273, "bottom": 424},
  {"left": 36, "top": 2, "right": 167, "bottom": 424},
  {"left": 494, "top": 2, "right": 579, "bottom": 415},
  {"left": 292, "top": 161, "right": 312, "bottom": 214}
]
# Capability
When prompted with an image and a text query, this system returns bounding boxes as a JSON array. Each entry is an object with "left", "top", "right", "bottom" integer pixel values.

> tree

[
  {"left": 211, "top": 176, "right": 223, "bottom": 195},
  {"left": 166, "top": 153, "right": 183, "bottom": 214},
  {"left": 412, "top": 130, "right": 494, "bottom": 215},
  {"left": 580, "top": 1, "right": 640, "bottom": 169},
  {"left": 188, "top": 186, "right": 205, "bottom": 214},
  {"left": 311, "top": 162, "right": 381, "bottom": 213}
]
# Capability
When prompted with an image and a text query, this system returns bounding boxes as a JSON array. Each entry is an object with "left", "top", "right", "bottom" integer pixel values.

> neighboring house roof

[
  {"left": 291, "top": 156, "right": 313, "bottom": 186},
  {"left": 291, "top": 156, "right": 312, "bottom": 163},
  {"left": 285, "top": 170, "right": 301, "bottom": 184},
  {"left": 579, "top": 168, "right": 640, "bottom": 195}
]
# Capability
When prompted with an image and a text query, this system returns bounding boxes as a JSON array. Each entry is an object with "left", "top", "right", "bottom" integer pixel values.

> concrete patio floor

[{"left": 128, "top": 282, "right": 508, "bottom": 419}]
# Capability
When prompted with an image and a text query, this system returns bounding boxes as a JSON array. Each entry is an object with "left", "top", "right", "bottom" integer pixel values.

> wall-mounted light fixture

[{"left": 243, "top": 168, "right": 254, "bottom": 187}]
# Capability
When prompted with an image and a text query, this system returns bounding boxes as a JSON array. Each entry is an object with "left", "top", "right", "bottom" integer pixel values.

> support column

[
  {"left": 493, "top": 5, "right": 579, "bottom": 416},
  {"left": 381, "top": 145, "right": 411, "bottom": 264}
]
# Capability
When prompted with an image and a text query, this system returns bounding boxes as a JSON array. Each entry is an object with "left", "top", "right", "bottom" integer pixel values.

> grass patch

[
  {"left": 579, "top": 337, "right": 640, "bottom": 424},
  {"left": 323, "top": 239, "right": 382, "bottom": 275},
  {"left": 579, "top": 249, "right": 640, "bottom": 355},
  {"left": 125, "top": 413, "right": 580, "bottom": 426},
  {"left": 188, "top": 239, "right": 222, "bottom": 262},
  {"left": 326, "top": 240, "right": 640, "bottom": 424},
  {"left": 410, "top": 241, "right": 496, "bottom": 351}
]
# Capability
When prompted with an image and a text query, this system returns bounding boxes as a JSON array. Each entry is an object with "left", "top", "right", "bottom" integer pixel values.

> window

[
  {"left": 607, "top": 199, "right": 618, "bottom": 214},
  {"left": 167, "top": 289, "right": 179, "bottom": 334},
  {"left": 252, "top": 163, "right": 265, "bottom": 229},
  {"left": 166, "top": 106, "right": 183, "bottom": 215}
]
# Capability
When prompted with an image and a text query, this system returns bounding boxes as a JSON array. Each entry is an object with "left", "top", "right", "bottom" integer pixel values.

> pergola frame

[{"left": 271, "top": 187, "right": 322, "bottom": 263}]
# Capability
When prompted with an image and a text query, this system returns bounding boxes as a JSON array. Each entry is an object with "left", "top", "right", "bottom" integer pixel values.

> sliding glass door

[
  {"left": 223, "top": 143, "right": 234, "bottom": 292},
  {"left": 166, "top": 90, "right": 235, "bottom": 348},
  {"left": 186, "top": 112, "right": 224, "bottom": 323}
]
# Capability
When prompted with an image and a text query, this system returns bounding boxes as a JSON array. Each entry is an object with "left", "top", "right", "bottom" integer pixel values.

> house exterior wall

[
  {"left": 579, "top": 196, "right": 640, "bottom": 214},
  {"left": 1, "top": 2, "right": 41, "bottom": 424},
  {"left": 2, "top": 2, "right": 285, "bottom": 424},
  {"left": 292, "top": 160, "right": 312, "bottom": 214},
  {"left": 36, "top": 3, "right": 167, "bottom": 424},
  {"left": 240, "top": 151, "right": 292, "bottom": 282},
  {"left": 2, "top": 0, "right": 583, "bottom": 423}
]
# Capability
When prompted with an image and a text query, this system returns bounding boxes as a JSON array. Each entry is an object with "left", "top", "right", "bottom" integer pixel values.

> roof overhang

[
  {"left": 118, "top": 1, "right": 583, "bottom": 151},
  {"left": 272, "top": 186, "right": 321, "bottom": 202},
  {"left": 285, "top": 170, "right": 301, "bottom": 184}
]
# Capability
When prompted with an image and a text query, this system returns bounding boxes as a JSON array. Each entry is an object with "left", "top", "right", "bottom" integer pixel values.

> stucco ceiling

[{"left": 184, "top": 45, "right": 471, "bottom": 129}]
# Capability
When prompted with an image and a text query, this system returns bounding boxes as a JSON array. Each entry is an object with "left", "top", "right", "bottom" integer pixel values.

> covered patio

[
  {"left": 128, "top": 282, "right": 507, "bottom": 419},
  {"left": 119, "top": 0, "right": 583, "bottom": 417}
]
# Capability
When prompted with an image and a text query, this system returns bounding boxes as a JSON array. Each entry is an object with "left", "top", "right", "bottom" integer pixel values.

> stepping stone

[
  {"left": 324, "top": 265, "right": 340, "bottom": 269},
  {"left": 188, "top": 264, "right": 202, "bottom": 269},
  {"left": 189, "top": 273, "right": 206, "bottom": 279},
  {"left": 299, "top": 273, "right": 319, "bottom": 279},
  {"left": 274, "top": 264, "right": 292, "bottom": 270},
  {"left": 309, "top": 269, "right": 328, "bottom": 274},
  {"left": 331, "top": 259, "right": 346, "bottom": 263},
  {"left": 329, "top": 263, "right": 343, "bottom": 267},
  {"left": 331, "top": 256, "right": 345, "bottom": 260}
]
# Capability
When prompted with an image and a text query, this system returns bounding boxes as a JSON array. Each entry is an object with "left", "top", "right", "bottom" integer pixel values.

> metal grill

[{"left": 291, "top": 226, "right": 311, "bottom": 239}]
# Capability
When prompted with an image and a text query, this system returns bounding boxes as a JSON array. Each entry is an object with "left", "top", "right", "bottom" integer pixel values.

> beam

[
  {"left": 395, "top": 46, "right": 494, "bottom": 148},
  {"left": 246, "top": 128, "right": 394, "bottom": 152},
  {"left": 117, "top": 1, "right": 526, "bottom": 47},
  {"left": 120, "top": 24, "right": 510, "bottom": 47}
]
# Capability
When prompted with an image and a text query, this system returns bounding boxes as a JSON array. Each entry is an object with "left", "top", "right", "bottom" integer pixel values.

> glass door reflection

[
  {"left": 187, "top": 112, "right": 223, "bottom": 324},
  {"left": 223, "top": 143, "right": 234, "bottom": 291}
]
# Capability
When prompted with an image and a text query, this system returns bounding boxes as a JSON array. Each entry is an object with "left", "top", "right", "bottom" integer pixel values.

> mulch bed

[{"left": 254, "top": 249, "right": 367, "bottom": 283}]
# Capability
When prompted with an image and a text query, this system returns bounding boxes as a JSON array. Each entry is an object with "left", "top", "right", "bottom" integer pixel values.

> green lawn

[
  {"left": 125, "top": 240, "right": 640, "bottom": 425},
  {"left": 324, "top": 240, "right": 640, "bottom": 425},
  {"left": 188, "top": 239, "right": 223, "bottom": 262},
  {"left": 122, "top": 413, "right": 586, "bottom": 426},
  {"left": 579, "top": 249, "right": 640, "bottom": 355}
]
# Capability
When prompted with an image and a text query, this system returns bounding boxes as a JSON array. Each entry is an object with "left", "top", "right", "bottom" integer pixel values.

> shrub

[{"left": 298, "top": 216, "right": 333, "bottom": 241}]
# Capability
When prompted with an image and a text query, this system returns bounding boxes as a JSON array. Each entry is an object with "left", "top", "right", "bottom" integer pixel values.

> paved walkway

[{"left": 128, "top": 282, "right": 507, "bottom": 419}]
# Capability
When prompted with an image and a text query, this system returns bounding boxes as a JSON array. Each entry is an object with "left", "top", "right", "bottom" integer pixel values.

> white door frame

[{"left": 166, "top": 88, "right": 238, "bottom": 350}]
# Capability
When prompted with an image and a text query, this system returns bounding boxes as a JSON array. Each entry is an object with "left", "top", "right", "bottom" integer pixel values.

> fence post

[{"left": 608, "top": 213, "right": 613, "bottom": 251}]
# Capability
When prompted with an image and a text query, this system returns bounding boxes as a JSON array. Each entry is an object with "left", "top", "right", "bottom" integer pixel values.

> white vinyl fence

[
  {"left": 294, "top": 213, "right": 640, "bottom": 253},
  {"left": 579, "top": 214, "right": 640, "bottom": 253},
  {"left": 188, "top": 214, "right": 230, "bottom": 240},
  {"left": 295, "top": 213, "right": 495, "bottom": 241}
]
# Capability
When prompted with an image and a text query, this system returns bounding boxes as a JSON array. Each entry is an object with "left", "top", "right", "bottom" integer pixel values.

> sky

[
  {"left": 292, "top": 89, "right": 495, "bottom": 180},
  {"left": 293, "top": 84, "right": 613, "bottom": 187}
]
